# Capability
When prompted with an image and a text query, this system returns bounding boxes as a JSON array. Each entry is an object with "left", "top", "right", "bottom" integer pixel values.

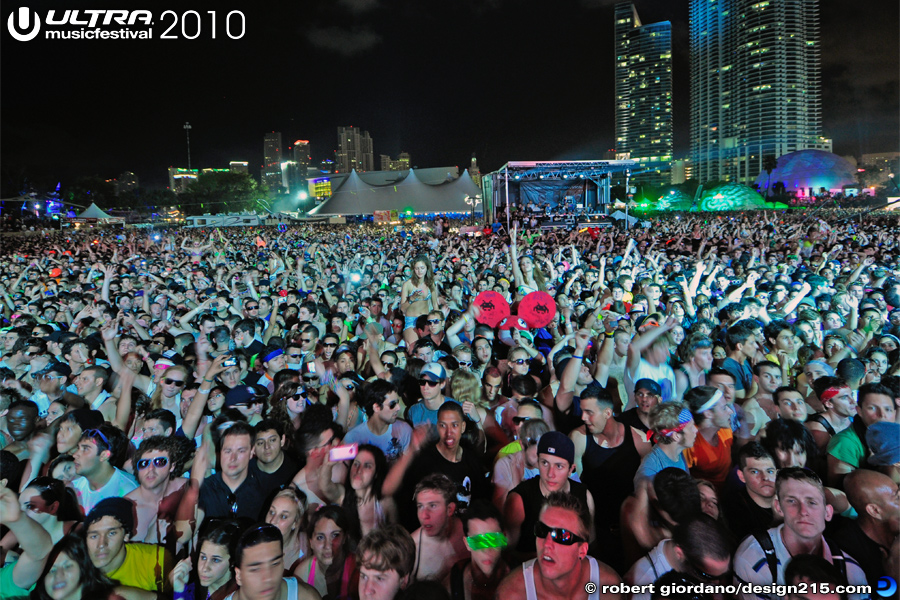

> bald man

[{"left": 833, "top": 469, "right": 899, "bottom": 587}]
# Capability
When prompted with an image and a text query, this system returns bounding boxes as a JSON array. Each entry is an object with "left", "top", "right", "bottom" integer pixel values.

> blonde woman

[
  {"left": 450, "top": 368, "right": 489, "bottom": 426},
  {"left": 265, "top": 486, "right": 309, "bottom": 572}
]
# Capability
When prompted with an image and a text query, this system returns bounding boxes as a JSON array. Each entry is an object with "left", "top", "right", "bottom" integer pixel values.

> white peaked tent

[
  {"left": 73, "top": 203, "right": 124, "bottom": 223},
  {"left": 308, "top": 169, "right": 481, "bottom": 216}
]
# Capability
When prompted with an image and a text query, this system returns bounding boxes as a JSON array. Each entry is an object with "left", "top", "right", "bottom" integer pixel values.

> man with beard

[
  {"left": 443, "top": 501, "right": 510, "bottom": 600},
  {"left": 496, "top": 492, "right": 621, "bottom": 600},
  {"left": 723, "top": 443, "right": 779, "bottom": 542},
  {"left": 125, "top": 436, "right": 188, "bottom": 545}
]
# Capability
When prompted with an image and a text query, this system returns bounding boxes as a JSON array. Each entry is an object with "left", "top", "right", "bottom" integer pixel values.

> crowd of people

[{"left": 0, "top": 209, "right": 898, "bottom": 600}]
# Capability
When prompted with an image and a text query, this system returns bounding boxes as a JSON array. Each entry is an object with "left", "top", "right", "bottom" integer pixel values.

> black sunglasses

[
  {"left": 386, "top": 400, "right": 399, "bottom": 409},
  {"left": 512, "top": 416, "right": 533, "bottom": 425},
  {"left": 288, "top": 353, "right": 303, "bottom": 358},
  {"left": 427, "top": 319, "right": 442, "bottom": 324},
  {"left": 511, "top": 358, "right": 529, "bottom": 365},
  {"left": 246, "top": 305, "right": 259, "bottom": 310},
  {"left": 382, "top": 361, "right": 395, "bottom": 369},
  {"left": 323, "top": 342, "right": 338, "bottom": 348},
  {"left": 164, "top": 378, "right": 186, "bottom": 387},
  {"left": 533, "top": 521, "right": 585, "bottom": 546},
  {"left": 458, "top": 360, "right": 473, "bottom": 367},
  {"left": 136, "top": 456, "right": 169, "bottom": 470},
  {"left": 419, "top": 379, "right": 440, "bottom": 387}
]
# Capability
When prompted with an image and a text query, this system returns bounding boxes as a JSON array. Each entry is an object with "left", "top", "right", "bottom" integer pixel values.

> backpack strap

[
  {"left": 807, "top": 413, "right": 836, "bottom": 436},
  {"left": 824, "top": 538, "right": 848, "bottom": 586},
  {"left": 753, "top": 530, "right": 779, "bottom": 583}
]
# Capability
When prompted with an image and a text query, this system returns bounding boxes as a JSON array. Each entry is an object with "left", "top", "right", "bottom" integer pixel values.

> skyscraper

[
  {"left": 293, "top": 140, "right": 311, "bottom": 173},
  {"left": 614, "top": 3, "right": 673, "bottom": 186},
  {"left": 690, "top": 0, "right": 825, "bottom": 184},
  {"left": 263, "top": 132, "right": 283, "bottom": 191},
  {"left": 336, "top": 126, "right": 374, "bottom": 173}
]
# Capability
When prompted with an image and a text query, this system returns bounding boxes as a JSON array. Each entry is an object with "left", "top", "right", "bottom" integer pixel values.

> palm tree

[{"left": 762, "top": 155, "right": 778, "bottom": 205}]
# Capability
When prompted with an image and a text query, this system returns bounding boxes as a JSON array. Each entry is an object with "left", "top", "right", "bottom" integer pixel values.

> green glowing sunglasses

[{"left": 466, "top": 532, "right": 508, "bottom": 550}]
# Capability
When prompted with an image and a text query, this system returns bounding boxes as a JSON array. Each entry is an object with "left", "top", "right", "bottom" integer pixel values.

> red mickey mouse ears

[
  {"left": 517, "top": 291, "right": 557, "bottom": 329},
  {"left": 473, "top": 291, "right": 510, "bottom": 328}
]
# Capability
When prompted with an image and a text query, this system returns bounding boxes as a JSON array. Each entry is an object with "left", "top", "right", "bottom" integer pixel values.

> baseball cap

[
  {"left": 224, "top": 385, "right": 258, "bottom": 408},
  {"left": 421, "top": 362, "right": 447, "bottom": 382},
  {"left": 537, "top": 431, "right": 575, "bottom": 465},
  {"left": 866, "top": 421, "right": 900, "bottom": 467},
  {"left": 634, "top": 379, "right": 662, "bottom": 396},
  {"left": 40, "top": 362, "right": 72, "bottom": 378}
]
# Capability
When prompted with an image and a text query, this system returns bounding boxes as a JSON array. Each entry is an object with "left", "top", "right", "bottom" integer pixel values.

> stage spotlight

[
  {"left": 563, "top": 174, "right": 568, "bottom": 179},
  {"left": 539, "top": 175, "right": 544, "bottom": 179}
]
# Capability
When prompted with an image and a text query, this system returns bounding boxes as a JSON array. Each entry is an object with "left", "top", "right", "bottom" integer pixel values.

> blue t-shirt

[
  {"left": 634, "top": 445, "right": 688, "bottom": 488},
  {"left": 406, "top": 397, "right": 458, "bottom": 427}
]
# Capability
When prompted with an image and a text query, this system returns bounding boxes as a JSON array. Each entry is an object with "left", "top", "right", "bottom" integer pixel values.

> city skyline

[{"left": 0, "top": 0, "right": 896, "bottom": 192}]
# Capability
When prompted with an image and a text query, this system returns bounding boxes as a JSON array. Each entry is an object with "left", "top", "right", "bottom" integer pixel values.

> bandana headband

[
  {"left": 819, "top": 385, "right": 849, "bottom": 403},
  {"left": 648, "top": 408, "right": 693, "bottom": 442}
]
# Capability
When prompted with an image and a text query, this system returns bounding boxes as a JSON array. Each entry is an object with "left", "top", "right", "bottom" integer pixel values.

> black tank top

[
  {"left": 806, "top": 413, "right": 836, "bottom": 436},
  {"left": 511, "top": 477, "right": 589, "bottom": 553},
  {"left": 581, "top": 420, "right": 641, "bottom": 531}
]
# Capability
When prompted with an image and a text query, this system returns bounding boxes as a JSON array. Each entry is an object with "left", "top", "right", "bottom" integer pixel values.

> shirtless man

[
  {"left": 125, "top": 436, "right": 187, "bottom": 545},
  {"left": 741, "top": 361, "right": 782, "bottom": 437},
  {"left": 496, "top": 491, "right": 621, "bottom": 600},
  {"left": 410, "top": 473, "right": 469, "bottom": 582}
]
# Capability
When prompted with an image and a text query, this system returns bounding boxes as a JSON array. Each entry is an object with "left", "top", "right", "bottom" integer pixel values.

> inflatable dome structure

[
  {"left": 699, "top": 183, "right": 767, "bottom": 211},
  {"left": 754, "top": 150, "right": 857, "bottom": 196}
]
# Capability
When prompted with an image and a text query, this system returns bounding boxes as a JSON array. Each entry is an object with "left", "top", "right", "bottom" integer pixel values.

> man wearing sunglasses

[
  {"left": 496, "top": 491, "right": 620, "bottom": 600},
  {"left": 407, "top": 363, "right": 455, "bottom": 427},
  {"left": 624, "top": 513, "right": 733, "bottom": 599},
  {"left": 343, "top": 380, "right": 412, "bottom": 463},
  {"left": 72, "top": 425, "right": 137, "bottom": 514},
  {"left": 125, "top": 436, "right": 187, "bottom": 544}
]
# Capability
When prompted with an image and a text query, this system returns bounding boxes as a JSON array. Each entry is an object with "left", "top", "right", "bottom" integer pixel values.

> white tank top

[{"left": 522, "top": 556, "right": 600, "bottom": 600}]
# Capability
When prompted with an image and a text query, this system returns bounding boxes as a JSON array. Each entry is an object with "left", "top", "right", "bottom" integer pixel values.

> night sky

[{"left": 1, "top": 0, "right": 897, "bottom": 191}]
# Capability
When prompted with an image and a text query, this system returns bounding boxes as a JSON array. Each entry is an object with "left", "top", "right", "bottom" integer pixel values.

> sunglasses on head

[
  {"left": 164, "top": 378, "right": 185, "bottom": 387},
  {"left": 136, "top": 456, "right": 169, "bottom": 470},
  {"left": 83, "top": 428, "right": 112, "bottom": 450},
  {"left": 419, "top": 379, "right": 440, "bottom": 387},
  {"left": 533, "top": 521, "right": 585, "bottom": 546}
]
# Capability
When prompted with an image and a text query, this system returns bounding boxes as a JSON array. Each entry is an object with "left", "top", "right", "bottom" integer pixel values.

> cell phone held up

[{"left": 329, "top": 443, "right": 358, "bottom": 462}]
